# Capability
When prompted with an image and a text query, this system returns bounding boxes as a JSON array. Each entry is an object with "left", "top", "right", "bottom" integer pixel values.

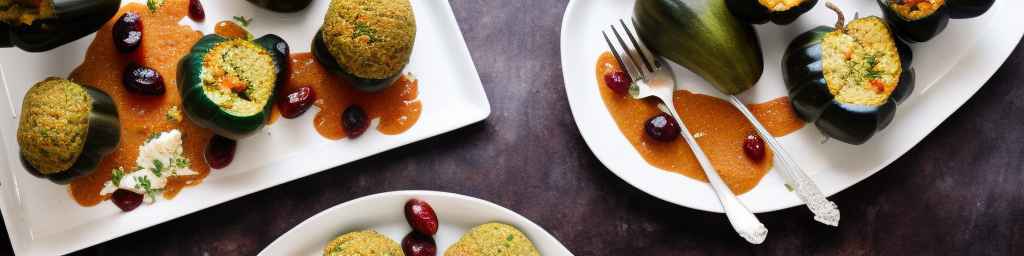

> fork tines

[{"left": 602, "top": 18, "right": 660, "bottom": 82}]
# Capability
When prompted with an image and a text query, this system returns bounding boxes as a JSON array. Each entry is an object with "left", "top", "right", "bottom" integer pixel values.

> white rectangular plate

[{"left": 0, "top": 0, "right": 490, "bottom": 255}]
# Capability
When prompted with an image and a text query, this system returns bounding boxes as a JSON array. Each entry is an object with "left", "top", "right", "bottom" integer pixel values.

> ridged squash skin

[
  {"left": 22, "top": 86, "right": 121, "bottom": 184},
  {"left": 726, "top": 0, "right": 819, "bottom": 25},
  {"left": 1, "top": 0, "right": 122, "bottom": 52},
  {"left": 246, "top": 0, "right": 313, "bottom": 13},
  {"left": 633, "top": 0, "right": 764, "bottom": 95},
  {"left": 876, "top": 0, "right": 996, "bottom": 43},
  {"left": 782, "top": 25, "right": 916, "bottom": 145},
  {"left": 178, "top": 34, "right": 290, "bottom": 139}
]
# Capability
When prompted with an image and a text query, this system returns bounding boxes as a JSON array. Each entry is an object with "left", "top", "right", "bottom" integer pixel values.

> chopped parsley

[
  {"left": 134, "top": 176, "right": 162, "bottom": 200},
  {"left": 507, "top": 235, "right": 514, "bottom": 241},
  {"left": 147, "top": 0, "right": 165, "bottom": 13},
  {"left": 111, "top": 167, "right": 125, "bottom": 186},
  {"left": 152, "top": 159, "right": 165, "bottom": 177},
  {"left": 233, "top": 16, "right": 253, "bottom": 27}
]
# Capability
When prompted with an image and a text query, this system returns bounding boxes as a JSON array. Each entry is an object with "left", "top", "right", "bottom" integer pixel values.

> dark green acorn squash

[
  {"left": 312, "top": 29, "right": 400, "bottom": 92},
  {"left": 20, "top": 83, "right": 121, "bottom": 184},
  {"left": 246, "top": 0, "right": 313, "bottom": 13},
  {"left": 783, "top": 4, "right": 916, "bottom": 145},
  {"left": 877, "top": 0, "right": 996, "bottom": 43},
  {"left": 726, "top": 0, "right": 819, "bottom": 25},
  {"left": 634, "top": 0, "right": 764, "bottom": 95},
  {"left": 1, "top": 0, "right": 122, "bottom": 52},
  {"left": 178, "top": 34, "right": 289, "bottom": 139}
]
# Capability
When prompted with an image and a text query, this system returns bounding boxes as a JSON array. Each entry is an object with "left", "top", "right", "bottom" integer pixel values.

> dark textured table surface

[{"left": 3, "top": 1, "right": 1023, "bottom": 255}]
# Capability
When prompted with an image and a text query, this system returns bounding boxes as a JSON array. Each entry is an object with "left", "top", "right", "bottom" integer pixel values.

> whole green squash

[{"left": 633, "top": 0, "right": 764, "bottom": 95}]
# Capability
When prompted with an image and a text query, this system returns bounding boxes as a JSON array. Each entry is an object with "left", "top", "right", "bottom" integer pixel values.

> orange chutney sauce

[
  {"left": 68, "top": 1, "right": 209, "bottom": 206},
  {"left": 278, "top": 53, "right": 422, "bottom": 140},
  {"left": 596, "top": 52, "right": 804, "bottom": 194}
]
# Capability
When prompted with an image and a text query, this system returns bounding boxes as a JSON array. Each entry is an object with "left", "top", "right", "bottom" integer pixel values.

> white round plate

[
  {"left": 560, "top": 0, "right": 1024, "bottom": 213},
  {"left": 259, "top": 191, "right": 573, "bottom": 255}
]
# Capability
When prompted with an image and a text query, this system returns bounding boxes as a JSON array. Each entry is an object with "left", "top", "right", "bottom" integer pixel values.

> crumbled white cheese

[{"left": 100, "top": 129, "right": 197, "bottom": 203}]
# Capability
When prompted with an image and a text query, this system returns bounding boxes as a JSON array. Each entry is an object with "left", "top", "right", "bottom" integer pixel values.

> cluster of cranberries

[
  {"left": 402, "top": 199, "right": 440, "bottom": 256},
  {"left": 113, "top": 11, "right": 167, "bottom": 97},
  {"left": 604, "top": 69, "right": 766, "bottom": 162}
]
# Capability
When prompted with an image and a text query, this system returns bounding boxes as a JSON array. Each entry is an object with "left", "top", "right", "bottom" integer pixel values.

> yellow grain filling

[
  {"left": 200, "top": 39, "right": 276, "bottom": 116},
  {"left": 889, "top": 0, "right": 945, "bottom": 21},
  {"left": 0, "top": 0, "right": 55, "bottom": 25},
  {"left": 759, "top": 0, "right": 804, "bottom": 12},
  {"left": 821, "top": 17, "right": 902, "bottom": 106}
]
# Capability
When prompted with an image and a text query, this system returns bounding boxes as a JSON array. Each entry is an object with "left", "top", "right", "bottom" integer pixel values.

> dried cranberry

[
  {"left": 206, "top": 135, "right": 236, "bottom": 169},
  {"left": 123, "top": 63, "right": 165, "bottom": 96},
  {"left": 404, "top": 199, "right": 439, "bottom": 235},
  {"left": 278, "top": 86, "right": 316, "bottom": 119},
  {"left": 188, "top": 0, "right": 205, "bottom": 22},
  {"left": 112, "top": 189, "right": 143, "bottom": 212},
  {"left": 401, "top": 231, "right": 437, "bottom": 256},
  {"left": 743, "top": 133, "right": 766, "bottom": 162},
  {"left": 113, "top": 12, "right": 143, "bottom": 54},
  {"left": 342, "top": 105, "right": 369, "bottom": 138},
  {"left": 644, "top": 113, "right": 681, "bottom": 141},
  {"left": 604, "top": 71, "right": 631, "bottom": 94}
]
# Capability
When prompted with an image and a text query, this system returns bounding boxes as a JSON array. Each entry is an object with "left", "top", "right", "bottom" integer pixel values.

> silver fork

[
  {"left": 604, "top": 18, "right": 840, "bottom": 227},
  {"left": 603, "top": 19, "right": 767, "bottom": 244}
]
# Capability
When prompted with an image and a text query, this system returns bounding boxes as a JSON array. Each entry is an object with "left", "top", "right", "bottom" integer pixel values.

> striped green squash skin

[
  {"left": 633, "top": 0, "right": 764, "bottom": 95},
  {"left": 877, "top": 0, "right": 996, "bottom": 43},
  {"left": 22, "top": 87, "right": 121, "bottom": 184},
  {"left": 783, "top": 25, "right": 916, "bottom": 145},
  {"left": 178, "top": 34, "right": 290, "bottom": 139},
  {"left": 726, "top": 0, "right": 819, "bottom": 25}
]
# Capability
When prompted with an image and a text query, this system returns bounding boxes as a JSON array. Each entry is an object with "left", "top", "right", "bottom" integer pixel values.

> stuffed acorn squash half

[
  {"left": 17, "top": 78, "right": 120, "bottom": 184},
  {"left": 782, "top": 3, "right": 916, "bottom": 145},
  {"left": 178, "top": 34, "right": 289, "bottom": 139},
  {"left": 726, "top": 0, "right": 819, "bottom": 25},
  {"left": 877, "top": 0, "right": 996, "bottom": 43}
]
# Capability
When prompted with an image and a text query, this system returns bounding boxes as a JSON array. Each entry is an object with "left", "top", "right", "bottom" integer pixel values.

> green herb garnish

[
  {"left": 506, "top": 235, "right": 514, "bottom": 241},
  {"left": 233, "top": 16, "right": 253, "bottom": 27},
  {"left": 147, "top": 0, "right": 165, "bottom": 13},
  {"left": 152, "top": 159, "right": 165, "bottom": 177},
  {"left": 111, "top": 167, "right": 125, "bottom": 186}
]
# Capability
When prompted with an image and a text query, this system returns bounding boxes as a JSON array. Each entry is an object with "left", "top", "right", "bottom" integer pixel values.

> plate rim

[
  {"left": 0, "top": 0, "right": 492, "bottom": 255},
  {"left": 258, "top": 190, "right": 573, "bottom": 256},
  {"left": 559, "top": 0, "right": 1024, "bottom": 213}
]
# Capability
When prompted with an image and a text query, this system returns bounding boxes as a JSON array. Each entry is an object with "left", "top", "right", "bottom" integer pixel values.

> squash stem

[{"left": 826, "top": 1, "right": 846, "bottom": 33}]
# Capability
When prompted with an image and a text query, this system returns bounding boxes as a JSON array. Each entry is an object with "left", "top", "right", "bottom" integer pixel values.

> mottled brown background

[{"left": 3, "top": 1, "right": 1023, "bottom": 255}]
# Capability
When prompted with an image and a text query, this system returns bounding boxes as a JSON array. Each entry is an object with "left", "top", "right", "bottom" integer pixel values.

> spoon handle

[
  {"left": 662, "top": 100, "right": 767, "bottom": 244},
  {"left": 727, "top": 96, "right": 840, "bottom": 226}
]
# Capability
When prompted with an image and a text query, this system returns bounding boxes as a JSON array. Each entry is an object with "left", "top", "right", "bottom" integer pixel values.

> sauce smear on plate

[
  {"left": 279, "top": 53, "right": 422, "bottom": 140},
  {"left": 68, "top": 1, "right": 210, "bottom": 206},
  {"left": 595, "top": 52, "right": 804, "bottom": 194}
]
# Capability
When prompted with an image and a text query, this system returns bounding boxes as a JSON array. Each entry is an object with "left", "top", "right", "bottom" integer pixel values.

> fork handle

[
  {"left": 727, "top": 96, "right": 840, "bottom": 227},
  {"left": 663, "top": 105, "right": 767, "bottom": 244}
]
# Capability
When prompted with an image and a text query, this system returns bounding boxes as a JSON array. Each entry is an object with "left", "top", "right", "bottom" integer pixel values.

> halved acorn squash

[
  {"left": 782, "top": 3, "right": 916, "bottom": 145},
  {"left": 726, "top": 0, "right": 820, "bottom": 25},
  {"left": 178, "top": 34, "right": 289, "bottom": 139},
  {"left": 877, "top": 0, "right": 996, "bottom": 42}
]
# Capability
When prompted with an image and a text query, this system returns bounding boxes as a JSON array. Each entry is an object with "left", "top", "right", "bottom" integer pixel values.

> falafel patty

[
  {"left": 445, "top": 223, "right": 540, "bottom": 256},
  {"left": 323, "top": 230, "right": 404, "bottom": 256},
  {"left": 17, "top": 77, "right": 92, "bottom": 174},
  {"left": 321, "top": 0, "right": 416, "bottom": 80}
]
